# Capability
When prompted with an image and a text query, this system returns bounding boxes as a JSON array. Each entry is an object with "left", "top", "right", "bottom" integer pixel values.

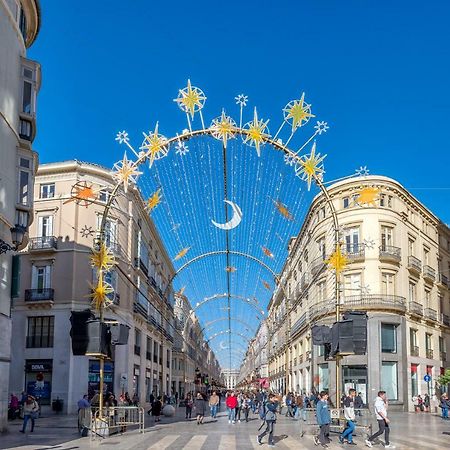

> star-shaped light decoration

[
  {"left": 284, "top": 153, "right": 297, "bottom": 167},
  {"left": 90, "top": 279, "right": 114, "bottom": 311},
  {"left": 261, "top": 246, "right": 274, "bottom": 258},
  {"left": 262, "top": 280, "right": 271, "bottom": 291},
  {"left": 243, "top": 108, "right": 270, "bottom": 157},
  {"left": 283, "top": 93, "right": 315, "bottom": 131},
  {"left": 273, "top": 199, "right": 294, "bottom": 221},
  {"left": 326, "top": 244, "right": 348, "bottom": 277},
  {"left": 80, "top": 225, "right": 94, "bottom": 238},
  {"left": 363, "top": 238, "right": 375, "bottom": 250},
  {"left": 210, "top": 110, "right": 236, "bottom": 148},
  {"left": 112, "top": 152, "right": 142, "bottom": 193},
  {"left": 64, "top": 181, "right": 98, "bottom": 207},
  {"left": 358, "top": 284, "right": 371, "bottom": 295},
  {"left": 140, "top": 122, "right": 169, "bottom": 168},
  {"left": 355, "top": 166, "right": 370, "bottom": 177},
  {"left": 145, "top": 189, "right": 162, "bottom": 213},
  {"left": 174, "top": 79, "right": 207, "bottom": 119},
  {"left": 174, "top": 246, "right": 190, "bottom": 261},
  {"left": 91, "top": 242, "right": 116, "bottom": 271},
  {"left": 175, "top": 141, "right": 189, "bottom": 156},
  {"left": 115, "top": 130, "right": 129, "bottom": 145},
  {"left": 235, "top": 94, "right": 248, "bottom": 107},
  {"left": 295, "top": 142, "right": 326, "bottom": 191},
  {"left": 356, "top": 186, "right": 380, "bottom": 207},
  {"left": 225, "top": 266, "right": 237, "bottom": 273},
  {"left": 314, "top": 121, "right": 329, "bottom": 135}
]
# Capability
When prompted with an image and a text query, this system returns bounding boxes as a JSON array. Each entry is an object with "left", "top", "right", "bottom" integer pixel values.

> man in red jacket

[{"left": 226, "top": 391, "right": 238, "bottom": 424}]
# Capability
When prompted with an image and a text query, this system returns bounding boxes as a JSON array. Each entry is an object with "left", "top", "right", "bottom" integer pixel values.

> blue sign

[
  {"left": 27, "top": 381, "right": 51, "bottom": 400},
  {"left": 424, "top": 374, "right": 431, "bottom": 382}
]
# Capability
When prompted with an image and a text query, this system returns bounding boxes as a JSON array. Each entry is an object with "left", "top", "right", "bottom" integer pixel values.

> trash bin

[{"left": 52, "top": 398, "right": 63, "bottom": 413}]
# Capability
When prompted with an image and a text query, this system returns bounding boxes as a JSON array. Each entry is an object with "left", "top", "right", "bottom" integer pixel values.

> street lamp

[{"left": 0, "top": 225, "right": 26, "bottom": 254}]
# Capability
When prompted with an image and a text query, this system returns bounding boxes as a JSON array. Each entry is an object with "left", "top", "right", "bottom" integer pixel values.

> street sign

[
  {"left": 120, "top": 373, "right": 128, "bottom": 388},
  {"left": 424, "top": 374, "right": 431, "bottom": 382}
]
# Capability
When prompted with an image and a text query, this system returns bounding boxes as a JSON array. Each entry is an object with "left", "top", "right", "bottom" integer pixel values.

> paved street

[{"left": 1, "top": 406, "right": 450, "bottom": 450}]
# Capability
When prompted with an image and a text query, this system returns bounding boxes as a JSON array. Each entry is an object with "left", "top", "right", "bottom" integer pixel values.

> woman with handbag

[
  {"left": 257, "top": 393, "right": 279, "bottom": 447},
  {"left": 20, "top": 395, "right": 39, "bottom": 433}
]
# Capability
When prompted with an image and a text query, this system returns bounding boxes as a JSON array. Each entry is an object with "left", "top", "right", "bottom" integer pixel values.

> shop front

[
  {"left": 88, "top": 360, "right": 114, "bottom": 398},
  {"left": 25, "top": 359, "right": 53, "bottom": 405}
]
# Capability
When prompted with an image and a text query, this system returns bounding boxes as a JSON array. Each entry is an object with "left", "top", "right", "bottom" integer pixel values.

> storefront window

[
  {"left": 88, "top": 360, "right": 114, "bottom": 399},
  {"left": 318, "top": 363, "right": 329, "bottom": 392},
  {"left": 381, "top": 362, "right": 398, "bottom": 400},
  {"left": 25, "top": 360, "right": 53, "bottom": 405},
  {"left": 411, "top": 364, "right": 418, "bottom": 396},
  {"left": 381, "top": 324, "right": 397, "bottom": 353}
]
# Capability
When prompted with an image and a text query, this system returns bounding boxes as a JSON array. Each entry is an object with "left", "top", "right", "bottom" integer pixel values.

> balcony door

[
  {"left": 38, "top": 215, "right": 53, "bottom": 238},
  {"left": 345, "top": 227, "right": 360, "bottom": 253},
  {"left": 32, "top": 265, "right": 51, "bottom": 293},
  {"left": 381, "top": 226, "right": 393, "bottom": 251},
  {"left": 344, "top": 273, "right": 361, "bottom": 298}
]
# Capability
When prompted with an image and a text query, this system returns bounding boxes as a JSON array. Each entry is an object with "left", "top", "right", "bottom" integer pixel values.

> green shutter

[{"left": 11, "top": 255, "right": 21, "bottom": 298}]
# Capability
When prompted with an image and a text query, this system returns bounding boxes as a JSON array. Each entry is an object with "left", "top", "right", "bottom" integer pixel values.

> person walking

[
  {"left": 185, "top": 393, "right": 193, "bottom": 419},
  {"left": 424, "top": 393, "right": 430, "bottom": 412},
  {"left": 365, "top": 391, "right": 395, "bottom": 448},
  {"left": 440, "top": 393, "right": 449, "bottom": 419},
  {"left": 243, "top": 394, "right": 251, "bottom": 422},
  {"left": 209, "top": 391, "right": 219, "bottom": 419},
  {"left": 339, "top": 388, "right": 357, "bottom": 445},
  {"left": 19, "top": 395, "right": 39, "bottom": 433},
  {"left": 151, "top": 396, "right": 162, "bottom": 423},
  {"left": 195, "top": 392, "right": 206, "bottom": 425},
  {"left": 257, "top": 393, "right": 279, "bottom": 447},
  {"left": 226, "top": 391, "right": 238, "bottom": 424},
  {"left": 314, "top": 391, "right": 331, "bottom": 448}
]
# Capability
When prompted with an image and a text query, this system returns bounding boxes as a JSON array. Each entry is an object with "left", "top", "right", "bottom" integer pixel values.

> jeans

[
  {"left": 210, "top": 405, "right": 217, "bottom": 418},
  {"left": 244, "top": 407, "right": 250, "bottom": 422},
  {"left": 227, "top": 407, "right": 236, "bottom": 422},
  {"left": 368, "top": 419, "right": 390, "bottom": 445},
  {"left": 185, "top": 406, "right": 192, "bottom": 418},
  {"left": 341, "top": 420, "right": 355, "bottom": 443},
  {"left": 21, "top": 414, "right": 35, "bottom": 432},
  {"left": 258, "top": 420, "right": 275, "bottom": 445},
  {"left": 302, "top": 407, "right": 307, "bottom": 421},
  {"left": 318, "top": 423, "right": 330, "bottom": 445},
  {"left": 442, "top": 407, "right": 449, "bottom": 419}
]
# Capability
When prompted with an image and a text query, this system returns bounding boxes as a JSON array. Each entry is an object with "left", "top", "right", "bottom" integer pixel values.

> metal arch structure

[
  {"left": 200, "top": 317, "right": 257, "bottom": 336},
  {"left": 93, "top": 83, "right": 344, "bottom": 409},
  {"left": 206, "top": 329, "right": 253, "bottom": 345},
  {"left": 191, "top": 294, "right": 265, "bottom": 317}
]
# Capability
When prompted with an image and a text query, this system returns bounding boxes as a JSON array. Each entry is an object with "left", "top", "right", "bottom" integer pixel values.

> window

[
  {"left": 439, "top": 337, "right": 445, "bottom": 354},
  {"left": 159, "top": 344, "right": 163, "bottom": 365},
  {"left": 40, "top": 183, "right": 55, "bottom": 199},
  {"left": 425, "top": 289, "right": 431, "bottom": 308},
  {"left": 18, "top": 5, "right": 27, "bottom": 41},
  {"left": 423, "top": 247, "right": 430, "bottom": 266},
  {"left": 19, "top": 118, "right": 32, "bottom": 140},
  {"left": 32, "top": 265, "right": 51, "bottom": 291},
  {"left": 98, "top": 190, "right": 111, "bottom": 203},
  {"left": 381, "top": 226, "right": 393, "bottom": 250},
  {"left": 38, "top": 215, "right": 53, "bottom": 238},
  {"left": 166, "top": 349, "right": 170, "bottom": 369},
  {"left": 343, "top": 197, "right": 350, "bottom": 208},
  {"left": 146, "top": 337, "right": 152, "bottom": 360},
  {"left": 317, "top": 237, "right": 326, "bottom": 260},
  {"left": 15, "top": 209, "right": 29, "bottom": 228},
  {"left": 153, "top": 341, "right": 158, "bottom": 363},
  {"left": 317, "top": 281, "right": 326, "bottom": 302},
  {"left": 408, "top": 238, "right": 415, "bottom": 257},
  {"left": 380, "top": 194, "right": 393, "bottom": 208},
  {"left": 381, "top": 362, "right": 398, "bottom": 400},
  {"left": 381, "top": 324, "right": 397, "bottom": 353},
  {"left": 18, "top": 164, "right": 31, "bottom": 206},
  {"left": 22, "top": 80, "right": 33, "bottom": 114},
  {"left": 411, "top": 364, "right": 418, "bottom": 396},
  {"left": 345, "top": 227, "right": 360, "bottom": 253},
  {"left": 134, "top": 329, "right": 141, "bottom": 356},
  {"left": 344, "top": 273, "right": 361, "bottom": 297},
  {"left": 27, "top": 316, "right": 54, "bottom": 348},
  {"left": 409, "top": 281, "right": 417, "bottom": 302},
  {"left": 425, "top": 333, "right": 432, "bottom": 351},
  {"left": 410, "top": 328, "right": 418, "bottom": 352},
  {"left": 318, "top": 364, "right": 329, "bottom": 392},
  {"left": 381, "top": 272, "right": 395, "bottom": 296}
]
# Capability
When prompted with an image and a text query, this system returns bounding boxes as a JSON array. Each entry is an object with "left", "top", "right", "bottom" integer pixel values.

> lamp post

[{"left": 0, "top": 225, "right": 26, "bottom": 254}]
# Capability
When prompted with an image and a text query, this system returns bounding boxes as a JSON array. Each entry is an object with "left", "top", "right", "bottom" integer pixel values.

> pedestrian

[
  {"left": 243, "top": 394, "right": 251, "bottom": 422},
  {"left": 149, "top": 391, "right": 155, "bottom": 405},
  {"left": 185, "top": 393, "right": 193, "bottom": 419},
  {"left": 236, "top": 392, "right": 243, "bottom": 422},
  {"left": 132, "top": 392, "right": 139, "bottom": 406},
  {"left": 226, "top": 391, "right": 238, "bottom": 424},
  {"left": 19, "top": 395, "right": 39, "bottom": 433},
  {"left": 365, "top": 390, "right": 395, "bottom": 448},
  {"left": 195, "top": 392, "right": 206, "bottom": 425},
  {"left": 9, "top": 393, "right": 19, "bottom": 420},
  {"left": 339, "top": 388, "right": 357, "bottom": 445},
  {"left": 257, "top": 393, "right": 279, "bottom": 447},
  {"left": 209, "top": 391, "right": 219, "bottom": 419},
  {"left": 424, "top": 393, "right": 430, "bottom": 412},
  {"left": 175, "top": 392, "right": 179, "bottom": 405},
  {"left": 151, "top": 396, "right": 162, "bottom": 422},
  {"left": 439, "top": 393, "right": 449, "bottom": 419},
  {"left": 354, "top": 392, "right": 363, "bottom": 416},
  {"left": 313, "top": 391, "right": 331, "bottom": 448}
]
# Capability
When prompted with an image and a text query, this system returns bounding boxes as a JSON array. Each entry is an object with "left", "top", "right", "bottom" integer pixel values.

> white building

[
  {"left": 0, "top": 0, "right": 40, "bottom": 431},
  {"left": 221, "top": 368, "right": 240, "bottom": 390}
]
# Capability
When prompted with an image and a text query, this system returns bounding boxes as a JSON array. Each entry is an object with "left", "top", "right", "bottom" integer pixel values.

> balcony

[
  {"left": 426, "top": 349, "right": 434, "bottom": 359},
  {"left": 311, "top": 256, "right": 326, "bottom": 276},
  {"left": 309, "top": 299, "right": 335, "bottom": 321},
  {"left": 133, "top": 301, "right": 148, "bottom": 319},
  {"left": 291, "top": 313, "right": 307, "bottom": 337},
  {"left": 344, "top": 294, "right": 407, "bottom": 313},
  {"left": 345, "top": 244, "right": 365, "bottom": 262},
  {"left": 409, "top": 301, "right": 423, "bottom": 316},
  {"left": 423, "top": 265, "right": 436, "bottom": 283},
  {"left": 407, "top": 256, "right": 422, "bottom": 275},
  {"left": 438, "top": 273, "right": 449, "bottom": 288},
  {"left": 29, "top": 236, "right": 57, "bottom": 251},
  {"left": 379, "top": 245, "right": 401, "bottom": 263},
  {"left": 410, "top": 346, "right": 419, "bottom": 357},
  {"left": 25, "top": 288, "right": 54, "bottom": 303},
  {"left": 424, "top": 307, "right": 438, "bottom": 322},
  {"left": 440, "top": 351, "right": 447, "bottom": 361}
]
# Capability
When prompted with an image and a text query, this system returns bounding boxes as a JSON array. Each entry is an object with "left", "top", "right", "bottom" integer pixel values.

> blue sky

[{"left": 29, "top": 0, "right": 450, "bottom": 367}]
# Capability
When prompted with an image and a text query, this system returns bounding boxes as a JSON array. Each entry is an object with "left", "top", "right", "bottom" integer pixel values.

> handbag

[{"left": 30, "top": 411, "right": 39, "bottom": 419}]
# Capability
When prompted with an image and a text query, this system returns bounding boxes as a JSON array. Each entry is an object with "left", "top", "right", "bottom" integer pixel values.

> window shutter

[
  {"left": 44, "top": 265, "right": 51, "bottom": 288},
  {"left": 31, "top": 265, "right": 37, "bottom": 289},
  {"left": 11, "top": 255, "right": 21, "bottom": 298},
  {"left": 38, "top": 216, "right": 43, "bottom": 237}
]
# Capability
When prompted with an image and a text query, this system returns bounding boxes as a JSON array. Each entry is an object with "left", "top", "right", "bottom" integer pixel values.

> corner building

[
  {"left": 0, "top": 0, "right": 41, "bottom": 430},
  {"left": 9, "top": 161, "right": 177, "bottom": 413},
  {"left": 269, "top": 175, "right": 450, "bottom": 411}
]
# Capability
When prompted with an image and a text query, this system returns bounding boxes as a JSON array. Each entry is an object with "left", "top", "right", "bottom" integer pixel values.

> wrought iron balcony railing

[
  {"left": 426, "top": 349, "right": 434, "bottom": 359},
  {"left": 345, "top": 244, "right": 365, "bottom": 262},
  {"left": 25, "top": 288, "right": 54, "bottom": 302},
  {"left": 440, "top": 351, "right": 447, "bottom": 361},
  {"left": 410, "top": 345, "right": 419, "bottom": 357},
  {"left": 439, "top": 273, "right": 449, "bottom": 288},
  {"left": 29, "top": 236, "right": 57, "bottom": 251},
  {"left": 379, "top": 245, "right": 401, "bottom": 262},
  {"left": 344, "top": 294, "right": 407, "bottom": 312},
  {"left": 409, "top": 301, "right": 423, "bottom": 316},
  {"left": 424, "top": 307, "right": 438, "bottom": 321},
  {"left": 407, "top": 255, "right": 422, "bottom": 273},
  {"left": 311, "top": 256, "right": 326, "bottom": 276}
]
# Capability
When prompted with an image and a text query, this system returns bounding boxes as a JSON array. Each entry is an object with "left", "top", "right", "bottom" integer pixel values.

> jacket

[
  {"left": 226, "top": 395, "right": 238, "bottom": 408},
  {"left": 264, "top": 401, "right": 278, "bottom": 422},
  {"left": 316, "top": 399, "right": 331, "bottom": 425},
  {"left": 343, "top": 396, "right": 356, "bottom": 421},
  {"left": 209, "top": 394, "right": 219, "bottom": 406},
  {"left": 23, "top": 400, "right": 39, "bottom": 415}
]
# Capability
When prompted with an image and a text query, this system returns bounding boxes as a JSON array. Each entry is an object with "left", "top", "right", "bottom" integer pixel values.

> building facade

[
  {"left": 264, "top": 175, "right": 450, "bottom": 411},
  {"left": 9, "top": 160, "right": 177, "bottom": 413},
  {"left": 221, "top": 368, "right": 240, "bottom": 390},
  {"left": 0, "top": 0, "right": 41, "bottom": 431}
]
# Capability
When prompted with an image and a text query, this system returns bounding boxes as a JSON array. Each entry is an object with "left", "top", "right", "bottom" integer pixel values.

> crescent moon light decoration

[{"left": 211, "top": 199, "right": 243, "bottom": 230}]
